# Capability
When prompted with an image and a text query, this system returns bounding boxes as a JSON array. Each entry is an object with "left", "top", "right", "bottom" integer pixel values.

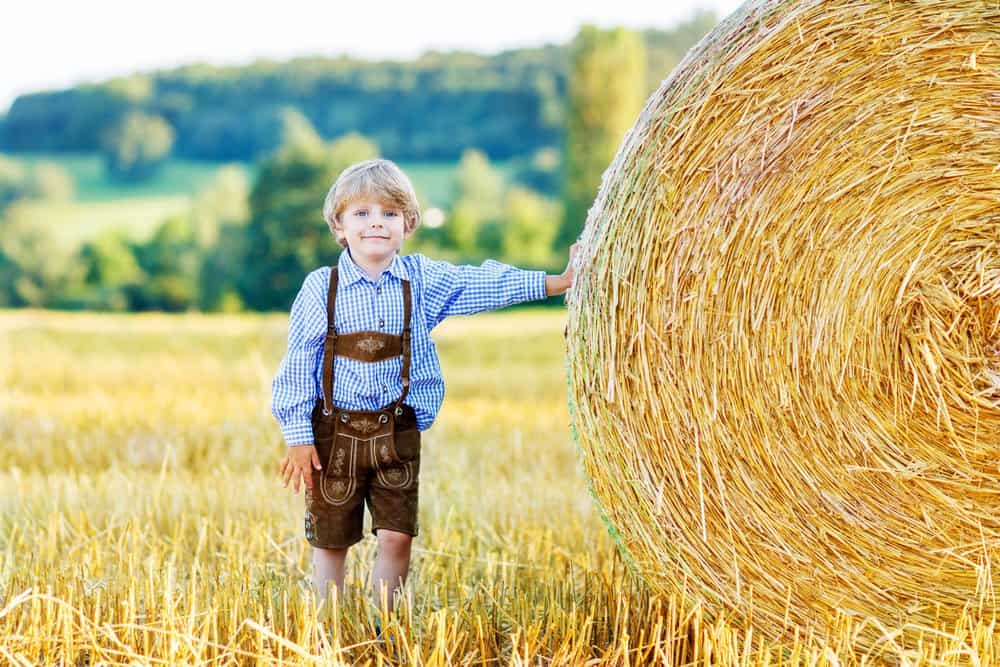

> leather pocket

[
  {"left": 319, "top": 425, "right": 357, "bottom": 506},
  {"left": 391, "top": 427, "right": 421, "bottom": 462}
]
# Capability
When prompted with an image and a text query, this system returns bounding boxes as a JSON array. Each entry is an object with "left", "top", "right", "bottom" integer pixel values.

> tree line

[{"left": 0, "top": 14, "right": 715, "bottom": 166}]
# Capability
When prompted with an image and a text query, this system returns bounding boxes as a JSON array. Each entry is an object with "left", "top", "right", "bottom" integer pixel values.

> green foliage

[
  {"left": 27, "top": 161, "right": 75, "bottom": 201},
  {"left": 559, "top": 25, "right": 647, "bottom": 251},
  {"left": 100, "top": 111, "right": 175, "bottom": 183},
  {"left": 131, "top": 215, "right": 201, "bottom": 311},
  {"left": 0, "top": 214, "right": 83, "bottom": 307},
  {"left": 75, "top": 231, "right": 145, "bottom": 311},
  {"left": 501, "top": 186, "right": 562, "bottom": 269},
  {"left": 508, "top": 146, "right": 561, "bottom": 195},
  {"left": 444, "top": 149, "right": 505, "bottom": 258},
  {"left": 0, "top": 154, "right": 76, "bottom": 218},
  {"left": 0, "top": 154, "right": 28, "bottom": 210},
  {"left": 190, "top": 165, "right": 250, "bottom": 248}
]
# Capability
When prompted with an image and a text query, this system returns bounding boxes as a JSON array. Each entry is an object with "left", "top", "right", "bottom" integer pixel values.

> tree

[
  {"left": 28, "top": 161, "right": 75, "bottom": 201},
  {"left": 0, "top": 214, "right": 83, "bottom": 307},
  {"left": 0, "top": 154, "right": 28, "bottom": 211},
  {"left": 100, "top": 110, "right": 175, "bottom": 182},
  {"left": 444, "top": 148, "right": 504, "bottom": 259},
  {"left": 190, "top": 164, "right": 251, "bottom": 248},
  {"left": 501, "top": 186, "right": 562, "bottom": 269},
  {"left": 131, "top": 214, "right": 201, "bottom": 311},
  {"left": 75, "top": 231, "right": 144, "bottom": 311},
  {"left": 559, "top": 25, "right": 647, "bottom": 251}
]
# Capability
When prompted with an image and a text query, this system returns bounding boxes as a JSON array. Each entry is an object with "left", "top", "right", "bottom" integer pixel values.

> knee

[
  {"left": 314, "top": 546, "right": 348, "bottom": 562},
  {"left": 376, "top": 529, "right": 412, "bottom": 556}
]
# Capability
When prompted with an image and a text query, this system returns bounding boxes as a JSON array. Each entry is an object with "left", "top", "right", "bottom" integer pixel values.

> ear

[
  {"left": 402, "top": 215, "right": 417, "bottom": 240},
  {"left": 331, "top": 215, "right": 345, "bottom": 240}
]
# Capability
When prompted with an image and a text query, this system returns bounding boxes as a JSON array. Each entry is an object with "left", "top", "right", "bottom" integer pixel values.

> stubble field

[{"left": 1, "top": 309, "right": 996, "bottom": 665}]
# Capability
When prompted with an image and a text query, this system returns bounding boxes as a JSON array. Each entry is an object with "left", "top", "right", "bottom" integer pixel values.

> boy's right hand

[{"left": 280, "top": 445, "right": 322, "bottom": 494}]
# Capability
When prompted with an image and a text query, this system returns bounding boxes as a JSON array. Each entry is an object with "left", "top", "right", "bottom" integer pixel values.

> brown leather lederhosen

[{"left": 303, "top": 266, "right": 421, "bottom": 549}]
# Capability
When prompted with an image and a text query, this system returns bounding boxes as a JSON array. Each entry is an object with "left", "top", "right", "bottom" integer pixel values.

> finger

[
  {"left": 312, "top": 450, "right": 322, "bottom": 469},
  {"left": 293, "top": 469, "right": 302, "bottom": 494}
]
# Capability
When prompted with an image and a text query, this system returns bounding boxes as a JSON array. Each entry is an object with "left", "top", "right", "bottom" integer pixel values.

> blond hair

[{"left": 322, "top": 158, "right": 421, "bottom": 248}]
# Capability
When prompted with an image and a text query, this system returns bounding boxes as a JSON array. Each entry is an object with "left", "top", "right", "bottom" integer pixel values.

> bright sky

[{"left": 2, "top": 0, "right": 746, "bottom": 113}]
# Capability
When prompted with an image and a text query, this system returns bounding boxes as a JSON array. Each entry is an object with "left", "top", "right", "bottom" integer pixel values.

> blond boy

[{"left": 271, "top": 158, "right": 577, "bottom": 614}]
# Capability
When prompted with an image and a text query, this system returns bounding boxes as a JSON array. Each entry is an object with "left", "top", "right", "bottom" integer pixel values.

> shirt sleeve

[
  {"left": 417, "top": 254, "right": 548, "bottom": 328},
  {"left": 271, "top": 270, "right": 326, "bottom": 446}
]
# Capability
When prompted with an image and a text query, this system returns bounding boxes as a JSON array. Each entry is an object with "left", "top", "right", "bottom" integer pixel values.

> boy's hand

[
  {"left": 280, "top": 445, "right": 322, "bottom": 494},
  {"left": 546, "top": 242, "right": 580, "bottom": 297}
]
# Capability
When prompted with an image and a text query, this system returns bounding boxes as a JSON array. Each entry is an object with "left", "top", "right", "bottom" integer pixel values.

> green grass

[
  {"left": 12, "top": 152, "right": 250, "bottom": 202},
  {"left": 4, "top": 195, "right": 192, "bottom": 252}
]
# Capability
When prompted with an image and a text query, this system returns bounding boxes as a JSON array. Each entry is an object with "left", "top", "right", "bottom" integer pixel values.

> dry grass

[
  {"left": 2, "top": 309, "right": 1000, "bottom": 664},
  {"left": 565, "top": 0, "right": 1000, "bottom": 650}
]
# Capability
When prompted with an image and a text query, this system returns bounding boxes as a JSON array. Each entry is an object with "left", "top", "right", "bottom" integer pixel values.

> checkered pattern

[{"left": 271, "top": 248, "right": 548, "bottom": 445}]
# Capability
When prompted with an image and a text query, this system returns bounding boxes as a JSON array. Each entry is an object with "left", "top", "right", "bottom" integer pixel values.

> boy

[{"left": 271, "top": 158, "right": 578, "bottom": 615}]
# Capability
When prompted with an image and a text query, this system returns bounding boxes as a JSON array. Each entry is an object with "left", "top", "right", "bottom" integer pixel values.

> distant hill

[{"left": 0, "top": 14, "right": 717, "bottom": 163}]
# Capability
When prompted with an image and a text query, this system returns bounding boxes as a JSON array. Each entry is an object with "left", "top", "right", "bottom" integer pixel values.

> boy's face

[{"left": 333, "top": 197, "right": 414, "bottom": 263}]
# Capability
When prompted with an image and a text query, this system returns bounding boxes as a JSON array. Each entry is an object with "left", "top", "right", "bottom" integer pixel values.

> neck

[{"left": 349, "top": 248, "right": 395, "bottom": 281}]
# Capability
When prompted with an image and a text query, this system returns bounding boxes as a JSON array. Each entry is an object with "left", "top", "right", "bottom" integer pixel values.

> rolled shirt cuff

[
  {"left": 525, "top": 269, "right": 548, "bottom": 302},
  {"left": 281, "top": 421, "right": 315, "bottom": 446}
]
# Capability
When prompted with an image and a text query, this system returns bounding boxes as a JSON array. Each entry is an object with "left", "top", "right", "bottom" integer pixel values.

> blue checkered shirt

[{"left": 271, "top": 248, "right": 548, "bottom": 445}]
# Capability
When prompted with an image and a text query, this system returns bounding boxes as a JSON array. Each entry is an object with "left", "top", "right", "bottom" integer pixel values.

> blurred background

[{"left": 0, "top": 0, "right": 742, "bottom": 312}]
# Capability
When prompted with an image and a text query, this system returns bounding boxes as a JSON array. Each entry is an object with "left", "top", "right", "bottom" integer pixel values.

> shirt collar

[{"left": 338, "top": 247, "right": 409, "bottom": 285}]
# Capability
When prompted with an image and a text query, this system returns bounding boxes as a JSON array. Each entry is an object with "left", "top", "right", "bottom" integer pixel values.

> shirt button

[
  {"left": 382, "top": 385, "right": 388, "bottom": 393},
  {"left": 376, "top": 287, "right": 382, "bottom": 295},
  {"left": 378, "top": 318, "right": 385, "bottom": 328}
]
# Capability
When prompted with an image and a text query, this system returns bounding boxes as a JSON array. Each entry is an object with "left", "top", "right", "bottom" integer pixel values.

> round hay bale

[{"left": 566, "top": 0, "right": 999, "bottom": 640}]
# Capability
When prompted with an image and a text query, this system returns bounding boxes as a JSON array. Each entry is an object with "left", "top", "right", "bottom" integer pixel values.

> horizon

[{"left": 2, "top": 0, "right": 746, "bottom": 114}]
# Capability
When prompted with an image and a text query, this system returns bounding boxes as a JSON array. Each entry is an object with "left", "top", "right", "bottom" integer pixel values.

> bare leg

[
  {"left": 313, "top": 546, "right": 348, "bottom": 608},
  {"left": 371, "top": 529, "right": 412, "bottom": 612}
]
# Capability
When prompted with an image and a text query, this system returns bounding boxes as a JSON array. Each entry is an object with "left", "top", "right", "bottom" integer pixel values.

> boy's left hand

[
  {"left": 564, "top": 242, "right": 580, "bottom": 284},
  {"left": 545, "top": 242, "right": 580, "bottom": 297}
]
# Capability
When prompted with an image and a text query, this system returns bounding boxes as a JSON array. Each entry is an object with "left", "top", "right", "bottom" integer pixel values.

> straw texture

[{"left": 566, "top": 0, "right": 999, "bottom": 642}]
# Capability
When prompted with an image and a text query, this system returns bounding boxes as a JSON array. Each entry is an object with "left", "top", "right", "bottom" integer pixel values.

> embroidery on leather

[
  {"left": 376, "top": 460, "right": 412, "bottom": 489},
  {"left": 333, "top": 447, "right": 346, "bottom": 475},
  {"left": 353, "top": 417, "right": 380, "bottom": 434},
  {"left": 357, "top": 336, "right": 387, "bottom": 354},
  {"left": 380, "top": 443, "right": 392, "bottom": 463}
]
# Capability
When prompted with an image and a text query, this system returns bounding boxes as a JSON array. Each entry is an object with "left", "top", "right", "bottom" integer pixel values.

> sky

[{"left": 2, "top": 0, "right": 746, "bottom": 114}]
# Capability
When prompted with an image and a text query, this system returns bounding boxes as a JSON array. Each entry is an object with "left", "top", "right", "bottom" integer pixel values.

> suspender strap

[
  {"left": 393, "top": 279, "right": 413, "bottom": 415},
  {"left": 320, "top": 266, "right": 339, "bottom": 416}
]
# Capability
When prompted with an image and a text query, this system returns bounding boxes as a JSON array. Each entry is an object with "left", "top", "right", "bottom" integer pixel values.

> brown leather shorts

[{"left": 304, "top": 401, "right": 421, "bottom": 549}]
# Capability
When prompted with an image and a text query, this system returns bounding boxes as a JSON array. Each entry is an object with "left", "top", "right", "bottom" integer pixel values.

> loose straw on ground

[{"left": 566, "top": 0, "right": 1000, "bottom": 647}]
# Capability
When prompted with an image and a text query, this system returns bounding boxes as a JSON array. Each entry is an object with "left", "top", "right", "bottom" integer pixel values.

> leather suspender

[{"left": 320, "top": 267, "right": 340, "bottom": 416}]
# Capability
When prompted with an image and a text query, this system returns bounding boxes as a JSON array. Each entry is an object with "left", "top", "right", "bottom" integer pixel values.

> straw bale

[{"left": 565, "top": 0, "right": 1000, "bottom": 643}]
